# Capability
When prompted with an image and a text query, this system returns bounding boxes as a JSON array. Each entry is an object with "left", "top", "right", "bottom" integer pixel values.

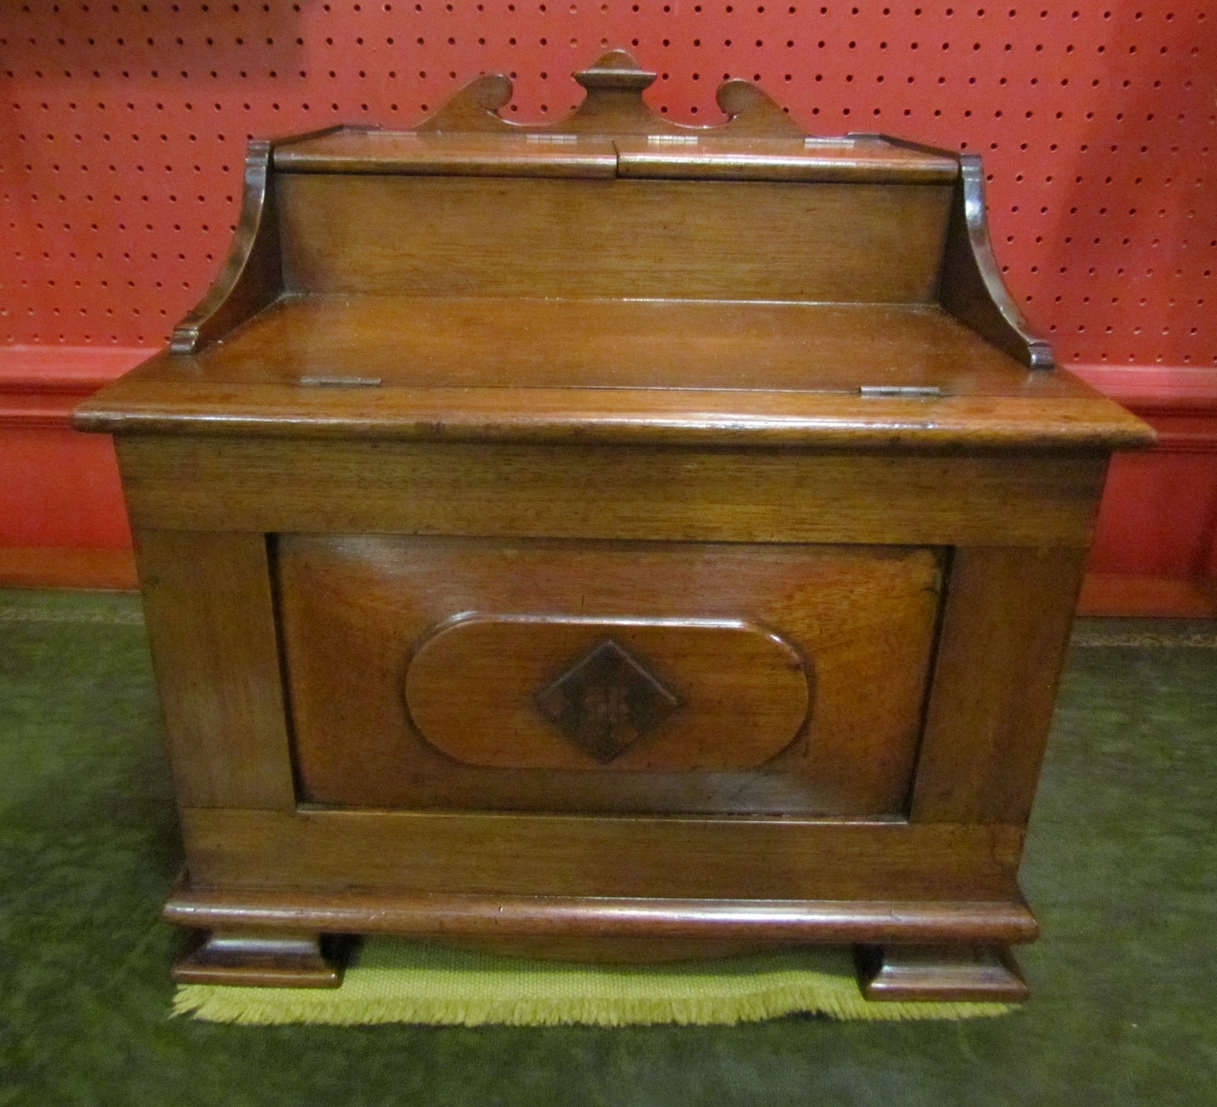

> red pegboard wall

[{"left": 2, "top": 2, "right": 1215, "bottom": 366}]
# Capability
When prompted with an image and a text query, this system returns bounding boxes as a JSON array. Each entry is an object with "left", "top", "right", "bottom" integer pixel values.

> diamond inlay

[{"left": 534, "top": 639, "right": 681, "bottom": 763}]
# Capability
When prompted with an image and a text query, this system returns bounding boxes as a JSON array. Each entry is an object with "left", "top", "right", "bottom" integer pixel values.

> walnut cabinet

[{"left": 75, "top": 52, "right": 1153, "bottom": 1001}]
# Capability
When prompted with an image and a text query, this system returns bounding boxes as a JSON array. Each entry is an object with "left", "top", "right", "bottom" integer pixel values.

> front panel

[{"left": 276, "top": 535, "right": 944, "bottom": 817}]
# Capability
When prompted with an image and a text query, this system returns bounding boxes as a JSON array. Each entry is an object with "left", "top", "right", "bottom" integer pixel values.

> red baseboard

[
  {"left": 0, "top": 546, "right": 139, "bottom": 591},
  {"left": 3, "top": 353, "right": 1216, "bottom": 612},
  {"left": 0, "top": 345, "right": 149, "bottom": 412},
  {"left": 1077, "top": 573, "right": 1217, "bottom": 619},
  {"left": 1071, "top": 364, "right": 1217, "bottom": 588},
  {"left": 0, "top": 345, "right": 145, "bottom": 549}
]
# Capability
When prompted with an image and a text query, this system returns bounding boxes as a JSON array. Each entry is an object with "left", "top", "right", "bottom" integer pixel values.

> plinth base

[{"left": 855, "top": 944, "right": 1029, "bottom": 1002}]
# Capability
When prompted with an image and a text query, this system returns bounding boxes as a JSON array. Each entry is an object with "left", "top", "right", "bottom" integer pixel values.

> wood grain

[
  {"left": 275, "top": 131, "right": 620, "bottom": 177},
  {"left": 79, "top": 298, "right": 1089, "bottom": 394},
  {"left": 911, "top": 545, "right": 1090, "bottom": 825},
  {"left": 164, "top": 882, "right": 1039, "bottom": 946},
  {"left": 134, "top": 530, "right": 295, "bottom": 810},
  {"left": 613, "top": 135, "right": 958, "bottom": 183},
  {"left": 168, "top": 141, "right": 281, "bottom": 355},
  {"left": 411, "top": 72, "right": 517, "bottom": 133},
  {"left": 172, "top": 930, "right": 343, "bottom": 988},
  {"left": 558, "top": 50, "right": 722, "bottom": 136},
  {"left": 939, "top": 155, "right": 1055, "bottom": 371},
  {"left": 73, "top": 297, "right": 1153, "bottom": 450},
  {"left": 855, "top": 944, "right": 1029, "bottom": 1002},
  {"left": 276, "top": 175, "right": 953, "bottom": 303},
  {"left": 405, "top": 615, "right": 810, "bottom": 772},
  {"left": 70, "top": 64, "right": 1157, "bottom": 992},
  {"left": 275, "top": 132, "right": 960, "bottom": 184},
  {"left": 78, "top": 377, "right": 1154, "bottom": 451},
  {"left": 179, "top": 807, "right": 1029, "bottom": 904},
  {"left": 117, "top": 438, "right": 1110, "bottom": 547},
  {"left": 276, "top": 537, "right": 940, "bottom": 814},
  {"left": 404, "top": 49, "right": 808, "bottom": 140}
]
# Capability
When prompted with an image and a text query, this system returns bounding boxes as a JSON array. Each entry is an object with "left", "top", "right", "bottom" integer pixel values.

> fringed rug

[{"left": 174, "top": 940, "right": 1015, "bottom": 1026}]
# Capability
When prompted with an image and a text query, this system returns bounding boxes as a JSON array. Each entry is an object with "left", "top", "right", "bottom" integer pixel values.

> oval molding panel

[{"left": 404, "top": 614, "right": 811, "bottom": 772}]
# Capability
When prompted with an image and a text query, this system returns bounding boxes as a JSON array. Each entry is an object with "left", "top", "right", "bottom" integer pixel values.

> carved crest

[{"left": 416, "top": 49, "right": 804, "bottom": 138}]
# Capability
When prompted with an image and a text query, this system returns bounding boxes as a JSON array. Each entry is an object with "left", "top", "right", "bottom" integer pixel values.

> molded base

[
  {"left": 172, "top": 930, "right": 347, "bottom": 989},
  {"left": 855, "top": 944, "right": 1029, "bottom": 1002},
  {"left": 163, "top": 880, "right": 1038, "bottom": 995}
]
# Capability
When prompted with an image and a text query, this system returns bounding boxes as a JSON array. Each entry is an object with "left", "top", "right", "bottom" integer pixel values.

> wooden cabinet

[{"left": 75, "top": 51, "right": 1153, "bottom": 1001}]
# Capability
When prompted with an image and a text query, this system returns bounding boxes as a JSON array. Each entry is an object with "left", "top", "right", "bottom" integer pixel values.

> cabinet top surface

[
  {"left": 77, "top": 296, "right": 1151, "bottom": 450},
  {"left": 102, "top": 298, "right": 1078, "bottom": 394},
  {"left": 72, "top": 51, "right": 1154, "bottom": 452}
]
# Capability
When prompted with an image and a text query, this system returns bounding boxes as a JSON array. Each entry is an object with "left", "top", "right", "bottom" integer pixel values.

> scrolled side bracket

[
  {"left": 938, "top": 154, "right": 1055, "bottom": 371},
  {"left": 170, "top": 126, "right": 351, "bottom": 355},
  {"left": 169, "top": 140, "right": 279, "bottom": 355}
]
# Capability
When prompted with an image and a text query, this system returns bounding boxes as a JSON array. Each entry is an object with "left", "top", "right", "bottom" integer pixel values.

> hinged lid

[{"left": 73, "top": 51, "right": 1154, "bottom": 454}]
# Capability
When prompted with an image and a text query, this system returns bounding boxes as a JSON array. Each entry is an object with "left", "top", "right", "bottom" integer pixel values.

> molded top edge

[
  {"left": 272, "top": 130, "right": 959, "bottom": 183},
  {"left": 269, "top": 51, "right": 958, "bottom": 182}
]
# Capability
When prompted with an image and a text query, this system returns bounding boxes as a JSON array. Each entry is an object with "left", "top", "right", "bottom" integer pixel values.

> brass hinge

[
  {"left": 858, "top": 385, "right": 943, "bottom": 398},
  {"left": 298, "top": 375, "right": 383, "bottom": 387}
]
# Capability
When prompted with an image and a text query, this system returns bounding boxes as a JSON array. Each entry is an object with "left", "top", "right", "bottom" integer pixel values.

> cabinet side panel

[
  {"left": 135, "top": 530, "right": 295, "bottom": 809},
  {"left": 910, "top": 545, "right": 1088, "bottom": 825}
]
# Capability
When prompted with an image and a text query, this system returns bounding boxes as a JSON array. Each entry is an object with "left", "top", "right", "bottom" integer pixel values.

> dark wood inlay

[{"left": 534, "top": 638, "right": 681, "bottom": 763}]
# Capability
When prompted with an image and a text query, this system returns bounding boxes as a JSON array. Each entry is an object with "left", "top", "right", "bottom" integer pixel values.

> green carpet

[
  {"left": 173, "top": 940, "right": 1012, "bottom": 1026},
  {"left": 2, "top": 588, "right": 1215, "bottom": 1105}
]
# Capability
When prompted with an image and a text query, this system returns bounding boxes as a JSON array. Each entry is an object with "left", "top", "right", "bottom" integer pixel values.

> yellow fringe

[{"left": 173, "top": 940, "right": 1015, "bottom": 1026}]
